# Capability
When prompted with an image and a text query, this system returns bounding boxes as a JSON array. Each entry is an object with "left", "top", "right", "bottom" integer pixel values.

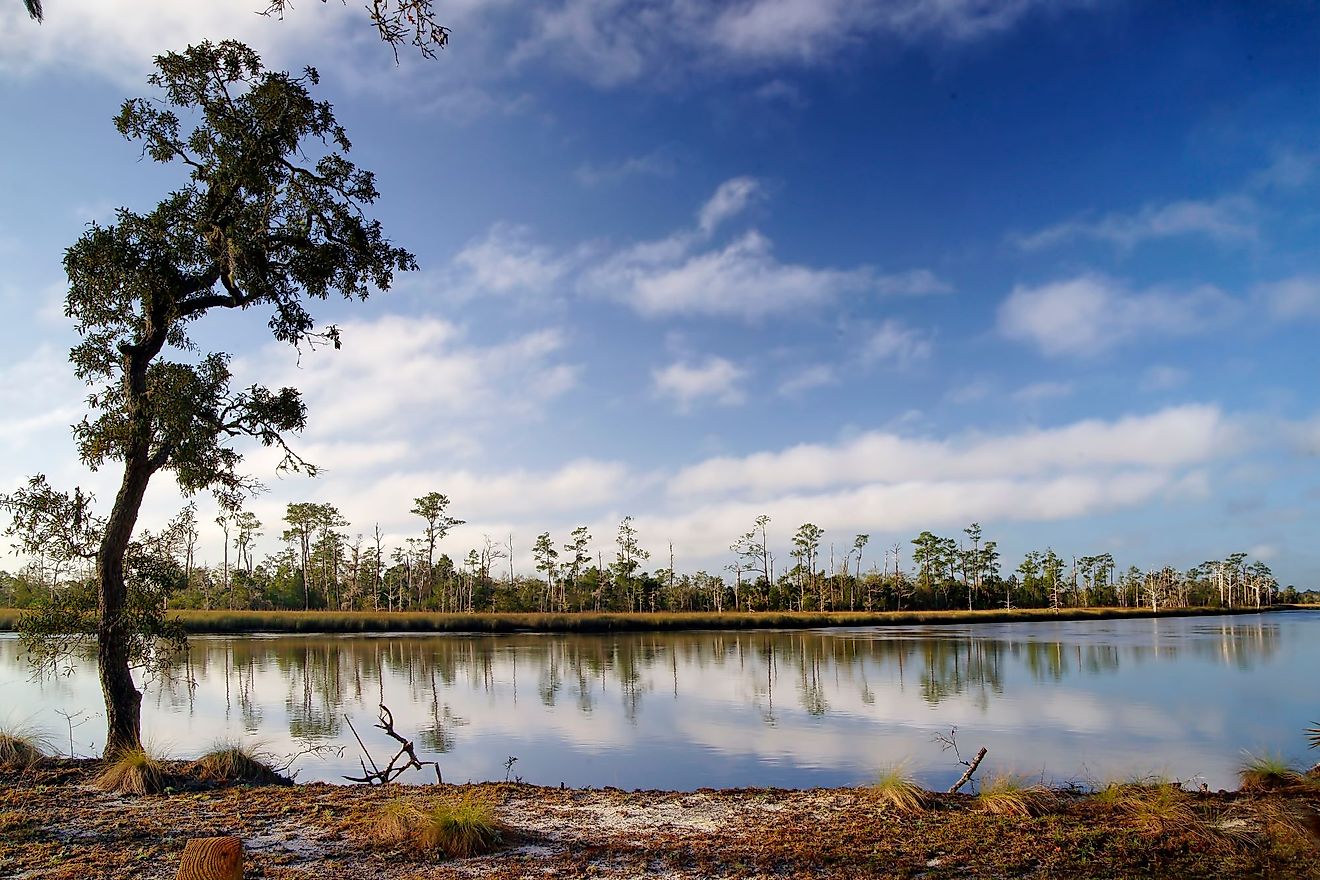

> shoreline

[
  {"left": 0, "top": 603, "right": 1291, "bottom": 636},
  {"left": 1, "top": 758, "right": 1317, "bottom": 878}
]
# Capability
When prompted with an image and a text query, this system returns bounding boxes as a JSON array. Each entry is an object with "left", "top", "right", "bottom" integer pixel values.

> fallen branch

[
  {"left": 947, "top": 746, "right": 988, "bottom": 794},
  {"left": 343, "top": 703, "right": 442, "bottom": 785}
]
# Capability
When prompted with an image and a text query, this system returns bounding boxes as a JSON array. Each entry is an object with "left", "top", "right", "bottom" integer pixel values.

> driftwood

[
  {"left": 947, "top": 746, "right": 988, "bottom": 794},
  {"left": 343, "top": 703, "right": 442, "bottom": 785},
  {"left": 176, "top": 836, "right": 242, "bottom": 880}
]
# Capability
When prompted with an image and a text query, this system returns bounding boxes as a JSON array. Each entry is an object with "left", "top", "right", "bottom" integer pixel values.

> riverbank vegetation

[
  {"left": 4, "top": 498, "right": 1316, "bottom": 622},
  {"left": 0, "top": 757, "right": 1317, "bottom": 878}
]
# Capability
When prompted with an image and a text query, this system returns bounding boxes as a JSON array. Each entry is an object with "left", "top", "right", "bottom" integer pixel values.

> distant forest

[{"left": 2, "top": 492, "right": 1316, "bottom": 614}]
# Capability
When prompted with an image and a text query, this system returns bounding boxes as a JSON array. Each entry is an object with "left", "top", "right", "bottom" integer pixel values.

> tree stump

[{"left": 176, "top": 836, "right": 242, "bottom": 880}]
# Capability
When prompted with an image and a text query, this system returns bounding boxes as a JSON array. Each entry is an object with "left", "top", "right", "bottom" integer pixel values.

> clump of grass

[
  {"left": 974, "top": 774, "right": 1053, "bottom": 818},
  {"left": 1115, "top": 784, "right": 1201, "bottom": 833},
  {"left": 94, "top": 746, "right": 169, "bottom": 795},
  {"left": 191, "top": 740, "right": 290, "bottom": 786},
  {"left": 1240, "top": 752, "right": 1304, "bottom": 792},
  {"left": 871, "top": 764, "right": 928, "bottom": 814},
  {"left": 371, "top": 794, "right": 506, "bottom": 858},
  {"left": 0, "top": 724, "right": 48, "bottom": 770}
]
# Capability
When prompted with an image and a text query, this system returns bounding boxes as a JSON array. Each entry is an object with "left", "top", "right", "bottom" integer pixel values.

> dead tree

[{"left": 344, "top": 703, "right": 442, "bottom": 784}]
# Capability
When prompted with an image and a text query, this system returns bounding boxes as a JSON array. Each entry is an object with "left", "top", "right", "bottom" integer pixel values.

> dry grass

[
  {"left": 94, "top": 746, "right": 169, "bottom": 795},
  {"left": 0, "top": 725, "right": 47, "bottom": 771},
  {"left": 153, "top": 605, "right": 1269, "bottom": 635},
  {"left": 871, "top": 764, "right": 928, "bottom": 814},
  {"left": 1240, "top": 752, "right": 1305, "bottom": 792},
  {"left": 190, "top": 740, "right": 290, "bottom": 786},
  {"left": 371, "top": 794, "right": 506, "bottom": 858},
  {"left": 974, "top": 774, "right": 1054, "bottom": 818}
]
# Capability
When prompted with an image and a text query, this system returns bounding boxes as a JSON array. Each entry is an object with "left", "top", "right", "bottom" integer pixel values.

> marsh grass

[
  {"left": 974, "top": 774, "right": 1054, "bottom": 818},
  {"left": 78, "top": 605, "right": 1273, "bottom": 636},
  {"left": 371, "top": 794, "right": 506, "bottom": 858},
  {"left": 94, "top": 746, "right": 169, "bottom": 795},
  {"left": 1097, "top": 782, "right": 1223, "bottom": 845},
  {"left": 871, "top": 765, "right": 928, "bottom": 814},
  {"left": 0, "top": 723, "right": 48, "bottom": 771},
  {"left": 191, "top": 740, "right": 290, "bottom": 786},
  {"left": 1240, "top": 752, "right": 1305, "bottom": 792}
]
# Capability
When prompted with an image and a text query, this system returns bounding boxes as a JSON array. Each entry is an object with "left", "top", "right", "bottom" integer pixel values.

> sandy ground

[{"left": 2, "top": 761, "right": 1319, "bottom": 879}]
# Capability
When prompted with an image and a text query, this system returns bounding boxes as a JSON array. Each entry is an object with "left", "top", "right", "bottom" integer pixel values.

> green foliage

[{"left": 17, "top": 545, "right": 187, "bottom": 677}]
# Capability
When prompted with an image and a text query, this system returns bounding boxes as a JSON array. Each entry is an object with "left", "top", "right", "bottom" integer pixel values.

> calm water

[{"left": 1, "top": 611, "right": 1316, "bottom": 791}]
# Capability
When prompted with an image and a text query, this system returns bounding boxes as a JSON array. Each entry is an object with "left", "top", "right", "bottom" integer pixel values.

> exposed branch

[{"left": 342, "top": 703, "right": 442, "bottom": 784}]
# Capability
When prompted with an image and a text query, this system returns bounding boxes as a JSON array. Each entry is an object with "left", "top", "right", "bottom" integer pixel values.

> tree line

[{"left": 5, "top": 492, "right": 1311, "bottom": 614}]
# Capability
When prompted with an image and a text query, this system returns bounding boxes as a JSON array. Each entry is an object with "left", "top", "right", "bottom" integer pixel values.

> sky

[{"left": 1, "top": 0, "right": 1319, "bottom": 586}]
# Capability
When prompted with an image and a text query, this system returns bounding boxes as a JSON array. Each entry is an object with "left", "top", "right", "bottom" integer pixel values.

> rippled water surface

[{"left": 2, "top": 610, "right": 1316, "bottom": 790}]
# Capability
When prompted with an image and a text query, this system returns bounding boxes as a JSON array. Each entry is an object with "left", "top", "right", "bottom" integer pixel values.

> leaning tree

[{"left": 41, "top": 40, "right": 413, "bottom": 757}]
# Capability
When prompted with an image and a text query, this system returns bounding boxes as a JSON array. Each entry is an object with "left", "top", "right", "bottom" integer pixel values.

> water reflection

[{"left": 0, "top": 611, "right": 1311, "bottom": 791}]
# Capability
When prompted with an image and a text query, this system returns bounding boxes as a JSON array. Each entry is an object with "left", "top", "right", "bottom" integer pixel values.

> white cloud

[
  {"left": 864, "top": 319, "right": 931, "bottom": 367},
  {"left": 998, "top": 274, "right": 1239, "bottom": 357},
  {"left": 697, "top": 177, "right": 763, "bottom": 234},
  {"left": 1013, "top": 195, "right": 1258, "bottom": 251},
  {"left": 575, "top": 148, "right": 678, "bottom": 187},
  {"left": 1012, "top": 381, "right": 1073, "bottom": 403},
  {"left": 778, "top": 364, "right": 836, "bottom": 397},
  {"left": 668, "top": 404, "right": 1238, "bottom": 499},
  {"left": 235, "top": 314, "right": 580, "bottom": 454},
  {"left": 451, "top": 223, "right": 574, "bottom": 298},
  {"left": 511, "top": 0, "right": 1099, "bottom": 87},
  {"left": 872, "top": 269, "right": 953, "bottom": 296},
  {"left": 653, "top": 356, "right": 747, "bottom": 410},
  {"left": 1254, "top": 275, "right": 1320, "bottom": 320}
]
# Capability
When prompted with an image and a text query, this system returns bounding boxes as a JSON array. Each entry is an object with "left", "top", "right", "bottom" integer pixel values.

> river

[{"left": 2, "top": 610, "right": 1315, "bottom": 791}]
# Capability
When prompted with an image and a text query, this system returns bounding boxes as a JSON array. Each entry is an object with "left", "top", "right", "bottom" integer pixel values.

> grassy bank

[{"left": 0, "top": 604, "right": 1281, "bottom": 635}]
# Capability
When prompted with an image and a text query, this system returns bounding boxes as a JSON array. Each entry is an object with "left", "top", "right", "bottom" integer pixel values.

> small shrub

[
  {"left": 94, "top": 746, "right": 169, "bottom": 795},
  {"left": 1240, "top": 752, "right": 1304, "bottom": 792},
  {"left": 871, "top": 764, "right": 928, "bottom": 814},
  {"left": 192, "top": 740, "right": 290, "bottom": 786},
  {"left": 416, "top": 795, "right": 505, "bottom": 858},
  {"left": 371, "top": 794, "right": 505, "bottom": 858},
  {"left": 975, "top": 774, "right": 1053, "bottom": 818},
  {"left": 0, "top": 725, "right": 47, "bottom": 770}
]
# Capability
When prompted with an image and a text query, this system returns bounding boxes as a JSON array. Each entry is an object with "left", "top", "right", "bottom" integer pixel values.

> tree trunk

[{"left": 97, "top": 442, "right": 153, "bottom": 758}]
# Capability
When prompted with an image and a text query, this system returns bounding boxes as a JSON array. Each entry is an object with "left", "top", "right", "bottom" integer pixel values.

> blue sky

[{"left": 2, "top": 0, "right": 1319, "bottom": 585}]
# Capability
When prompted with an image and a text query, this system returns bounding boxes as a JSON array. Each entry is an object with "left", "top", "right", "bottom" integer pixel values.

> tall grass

[
  {"left": 974, "top": 774, "right": 1053, "bottom": 817},
  {"left": 1239, "top": 752, "right": 1305, "bottom": 792},
  {"left": 0, "top": 723, "right": 48, "bottom": 770},
  {"left": 871, "top": 764, "right": 928, "bottom": 813},
  {"left": 191, "top": 740, "right": 290, "bottom": 786},
  {"left": 371, "top": 794, "right": 505, "bottom": 858},
  {"left": 94, "top": 745, "right": 169, "bottom": 795},
  {"left": 42, "top": 604, "right": 1270, "bottom": 636}
]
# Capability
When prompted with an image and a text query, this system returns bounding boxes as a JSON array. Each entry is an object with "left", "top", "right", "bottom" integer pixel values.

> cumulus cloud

[
  {"left": 997, "top": 274, "right": 1239, "bottom": 357},
  {"left": 583, "top": 178, "right": 948, "bottom": 320},
  {"left": 653, "top": 356, "right": 747, "bottom": 410},
  {"left": 864, "top": 319, "right": 931, "bottom": 367},
  {"left": 450, "top": 223, "right": 575, "bottom": 299},
  {"left": 1013, "top": 195, "right": 1258, "bottom": 251},
  {"left": 1254, "top": 275, "right": 1320, "bottom": 320},
  {"left": 234, "top": 314, "right": 580, "bottom": 455},
  {"left": 668, "top": 404, "right": 1238, "bottom": 499}
]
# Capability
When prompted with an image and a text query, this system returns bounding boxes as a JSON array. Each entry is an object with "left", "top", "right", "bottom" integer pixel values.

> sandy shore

[{"left": 2, "top": 760, "right": 1318, "bottom": 879}]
